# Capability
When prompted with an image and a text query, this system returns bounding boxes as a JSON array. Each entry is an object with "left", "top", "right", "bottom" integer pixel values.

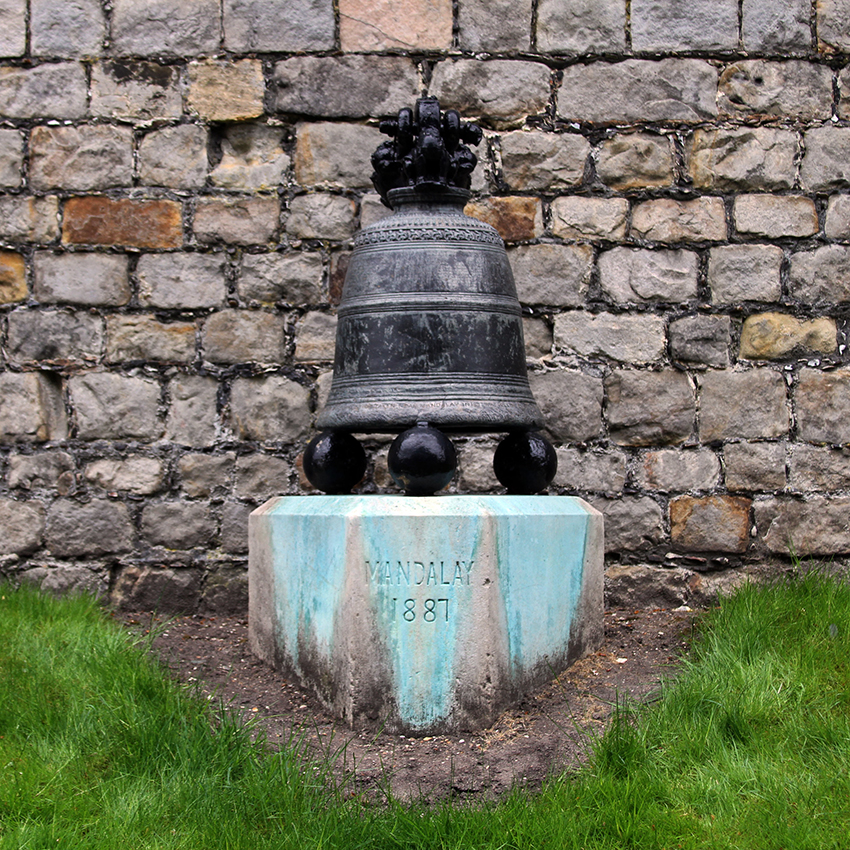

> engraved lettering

[
  {"left": 465, "top": 560, "right": 474, "bottom": 584},
  {"left": 427, "top": 562, "right": 438, "bottom": 585},
  {"left": 396, "top": 560, "right": 410, "bottom": 585},
  {"left": 440, "top": 561, "right": 452, "bottom": 585},
  {"left": 414, "top": 561, "right": 425, "bottom": 585},
  {"left": 453, "top": 561, "right": 465, "bottom": 585}
]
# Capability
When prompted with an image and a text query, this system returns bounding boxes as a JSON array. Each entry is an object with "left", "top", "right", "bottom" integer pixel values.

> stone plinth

[{"left": 249, "top": 495, "right": 603, "bottom": 734}]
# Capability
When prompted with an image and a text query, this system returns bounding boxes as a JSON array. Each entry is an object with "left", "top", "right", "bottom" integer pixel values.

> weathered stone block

[
  {"left": 229, "top": 376, "right": 312, "bottom": 442},
  {"left": 669, "top": 314, "right": 732, "bottom": 367},
  {"left": 789, "top": 245, "right": 850, "bottom": 304},
  {"left": 724, "top": 441, "right": 786, "bottom": 492},
  {"left": 224, "top": 0, "right": 335, "bottom": 51},
  {"left": 509, "top": 243, "right": 591, "bottom": 307},
  {"left": 606, "top": 370, "right": 694, "bottom": 446},
  {"left": 90, "top": 61, "right": 182, "bottom": 121},
  {"left": 142, "top": 501, "right": 216, "bottom": 550},
  {"left": 0, "top": 372, "right": 67, "bottom": 443},
  {"left": 8, "top": 452, "right": 74, "bottom": 492},
  {"left": 756, "top": 495, "right": 850, "bottom": 555},
  {"left": 195, "top": 197, "right": 280, "bottom": 246},
  {"left": 465, "top": 197, "right": 543, "bottom": 242},
  {"left": 220, "top": 502, "right": 252, "bottom": 554},
  {"left": 699, "top": 370, "right": 789, "bottom": 442},
  {"left": 708, "top": 244, "right": 783, "bottom": 304},
  {"left": 740, "top": 313, "right": 836, "bottom": 360},
  {"left": 839, "top": 66, "right": 850, "bottom": 120},
  {"left": 202, "top": 309, "right": 286, "bottom": 365},
  {"left": 0, "top": 0, "right": 25, "bottom": 56},
  {"left": 239, "top": 252, "right": 324, "bottom": 306},
  {"left": 499, "top": 131, "right": 589, "bottom": 192},
  {"left": 637, "top": 448, "right": 721, "bottom": 492},
  {"left": 203, "top": 567, "right": 249, "bottom": 613},
  {"left": 801, "top": 127, "right": 850, "bottom": 191},
  {"left": 0, "top": 63, "right": 87, "bottom": 119},
  {"left": 588, "top": 496, "right": 664, "bottom": 552},
  {"left": 137, "top": 253, "right": 226, "bottom": 310},
  {"left": 0, "top": 499, "right": 46, "bottom": 555},
  {"left": 558, "top": 59, "right": 717, "bottom": 124},
  {"left": 527, "top": 370, "right": 603, "bottom": 442},
  {"left": 0, "top": 196, "right": 59, "bottom": 242},
  {"left": 24, "top": 565, "right": 106, "bottom": 597},
  {"left": 0, "top": 128, "right": 22, "bottom": 188},
  {"left": 340, "top": 0, "right": 452, "bottom": 51},
  {"left": 632, "top": 0, "right": 738, "bottom": 51},
  {"left": 430, "top": 60, "right": 551, "bottom": 129},
  {"left": 523, "top": 317, "right": 553, "bottom": 359},
  {"left": 670, "top": 495, "right": 751, "bottom": 553},
  {"left": 596, "top": 133, "right": 673, "bottom": 190},
  {"left": 551, "top": 197, "right": 629, "bottom": 241},
  {"left": 62, "top": 197, "right": 183, "bottom": 249},
  {"left": 84, "top": 456, "right": 165, "bottom": 495},
  {"left": 286, "top": 194, "right": 356, "bottom": 241},
  {"left": 112, "top": 566, "right": 202, "bottom": 612},
  {"left": 605, "top": 564, "right": 692, "bottom": 610},
  {"left": 33, "top": 252, "right": 130, "bottom": 307},
  {"left": 458, "top": 0, "right": 531, "bottom": 51},
  {"left": 796, "top": 368, "right": 850, "bottom": 445},
  {"left": 536, "top": 0, "right": 625, "bottom": 52},
  {"left": 31, "top": 0, "right": 105, "bottom": 57},
  {"left": 211, "top": 125, "right": 290, "bottom": 191},
  {"left": 179, "top": 453, "right": 235, "bottom": 500},
  {"left": 106, "top": 316, "right": 196, "bottom": 363},
  {"left": 554, "top": 311, "right": 666, "bottom": 364},
  {"left": 187, "top": 60, "right": 264, "bottom": 123},
  {"left": 46, "top": 498, "right": 133, "bottom": 557},
  {"left": 742, "top": 0, "right": 811, "bottom": 52},
  {"left": 139, "top": 125, "right": 208, "bottom": 189},
  {"left": 111, "top": 0, "right": 220, "bottom": 56},
  {"left": 272, "top": 56, "right": 419, "bottom": 119},
  {"left": 71, "top": 372, "right": 162, "bottom": 441},
  {"left": 825, "top": 195, "right": 850, "bottom": 239},
  {"left": 456, "top": 440, "right": 498, "bottom": 492},
  {"left": 29, "top": 125, "right": 133, "bottom": 191},
  {"left": 631, "top": 198, "right": 726, "bottom": 243},
  {"left": 790, "top": 444, "right": 850, "bottom": 490},
  {"left": 6, "top": 310, "right": 103, "bottom": 365},
  {"left": 555, "top": 447, "right": 627, "bottom": 494},
  {"left": 166, "top": 375, "right": 219, "bottom": 447},
  {"left": 599, "top": 247, "right": 698, "bottom": 304},
  {"left": 818, "top": 0, "right": 850, "bottom": 51},
  {"left": 235, "top": 454, "right": 292, "bottom": 500},
  {"left": 294, "top": 312, "right": 337, "bottom": 362},
  {"left": 295, "top": 123, "right": 391, "bottom": 190},
  {"left": 0, "top": 251, "right": 26, "bottom": 304},
  {"left": 734, "top": 195, "right": 818, "bottom": 238}
]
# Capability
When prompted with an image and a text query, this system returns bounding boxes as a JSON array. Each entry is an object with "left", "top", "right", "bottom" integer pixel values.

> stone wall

[{"left": 2, "top": 0, "right": 850, "bottom": 611}]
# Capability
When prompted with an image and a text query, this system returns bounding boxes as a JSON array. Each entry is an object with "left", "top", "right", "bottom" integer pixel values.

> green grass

[{"left": 1, "top": 567, "right": 849, "bottom": 849}]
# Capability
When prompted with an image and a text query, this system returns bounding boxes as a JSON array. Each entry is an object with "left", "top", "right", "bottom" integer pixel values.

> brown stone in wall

[
  {"left": 739, "top": 313, "right": 837, "bottom": 360},
  {"left": 465, "top": 197, "right": 543, "bottom": 242},
  {"left": 187, "top": 59, "right": 265, "bottom": 123},
  {"left": 670, "top": 495, "right": 752, "bottom": 553},
  {"left": 62, "top": 197, "right": 182, "bottom": 249},
  {"left": 339, "top": 0, "right": 452, "bottom": 51},
  {"left": 0, "top": 250, "right": 26, "bottom": 304}
]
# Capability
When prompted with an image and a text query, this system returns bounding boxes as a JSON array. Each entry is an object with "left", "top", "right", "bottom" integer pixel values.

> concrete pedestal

[{"left": 249, "top": 495, "right": 603, "bottom": 734}]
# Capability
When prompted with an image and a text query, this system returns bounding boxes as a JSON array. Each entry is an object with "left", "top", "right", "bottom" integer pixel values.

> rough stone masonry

[{"left": 1, "top": 0, "right": 850, "bottom": 613}]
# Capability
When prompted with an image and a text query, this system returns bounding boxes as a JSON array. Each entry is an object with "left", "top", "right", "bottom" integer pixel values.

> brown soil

[{"left": 116, "top": 606, "right": 697, "bottom": 803}]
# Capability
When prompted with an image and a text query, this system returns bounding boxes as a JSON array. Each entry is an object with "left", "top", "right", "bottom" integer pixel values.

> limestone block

[
  {"left": 825, "top": 195, "right": 850, "bottom": 239},
  {"left": 796, "top": 368, "right": 850, "bottom": 445},
  {"left": 33, "top": 252, "right": 130, "bottom": 307},
  {"left": 137, "top": 253, "right": 226, "bottom": 310},
  {"left": 29, "top": 125, "right": 133, "bottom": 191},
  {"left": 523, "top": 317, "right": 552, "bottom": 360},
  {"left": 740, "top": 313, "right": 836, "bottom": 360},
  {"left": 606, "top": 370, "right": 695, "bottom": 447},
  {"left": 527, "top": 370, "right": 603, "bottom": 442},
  {"left": 509, "top": 243, "right": 592, "bottom": 307},
  {"left": 536, "top": 0, "right": 625, "bottom": 52},
  {"left": 840, "top": 66, "right": 850, "bottom": 119},
  {"left": 179, "top": 453, "right": 235, "bottom": 500},
  {"left": 555, "top": 447, "right": 627, "bottom": 494},
  {"left": 91, "top": 61, "right": 182, "bottom": 122},
  {"left": 188, "top": 60, "right": 265, "bottom": 123},
  {"left": 0, "top": 251, "right": 26, "bottom": 305},
  {"left": 725, "top": 442, "right": 786, "bottom": 492},
  {"left": 456, "top": 440, "right": 498, "bottom": 491},
  {"left": 632, "top": 0, "right": 738, "bottom": 51},
  {"left": 599, "top": 247, "right": 698, "bottom": 304},
  {"left": 221, "top": 502, "right": 253, "bottom": 554},
  {"left": 499, "top": 131, "right": 589, "bottom": 192},
  {"left": 718, "top": 61, "right": 833, "bottom": 120},
  {"left": 31, "top": 0, "right": 105, "bottom": 57},
  {"left": 166, "top": 375, "right": 219, "bottom": 447},
  {"left": 229, "top": 376, "right": 312, "bottom": 442},
  {"left": 286, "top": 195, "right": 357, "bottom": 241},
  {"left": 0, "top": 0, "right": 25, "bottom": 56},
  {"left": 458, "top": 0, "right": 531, "bottom": 51},
  {"left": 111, "top": 0, "right": 220, "bottom": 56},
  {"left": 699, "top": 370, "right": 789, "bottom": 442},
  {"left": 669, "top": 314, "right": 732, "bottom": 367},
  {"left": 195, "top": 197, "right": 280, "bottom": 245},
  {"left": 339, "top": 0, "right": 452, "bottom": 51},
  {"left": 465, "top": 197, "right": 543, "bottom": 242},
  {"left": 670, "top": 495, "right": 751, "bottom": 553},
  {"left": 742, "top": 0, "right": 811, "bottom": 52},
  {"left": 0, "top": 128, "right": 22, "bottom": 188},
  {"left": 294, "top": 312, "right": 337, "bottom": 362},
  {"left": 790, "top": 444, "right": 850, "bottom": 490},
  {"left": 360, "top": 193, "right": 393, "bottom": 229},
  {"left": 62, "top": 197, "right": 183, "bottom": 250},
  {"left": 139, "top": 125, "right": 208, "bottom": 189},
  {"left": 637, "top": 448, "right": 721, "bottom": 492},
  {"left": 106, "top": 316, "right": 196, "bottom": 363},
  {"left": 755, "top": 495, "right": 850, "bottom": 555},
  {"left": 235, "top": 454, "right": 292, "bottom": 500},
  {"left": 46, "top": 498, "right": 133, "bottom": 557},
  {"left": 249, "top": 495, "right": 603, "bottom": 733},
  {"left": 596, "top": 133, "right": 673, "bottom": 190},
  {"left": 71, "top": 372, "right": 162, "bottom": 441},
  {"left": 605, "top": 564, "right": 691, "bottom": 610},
  {"left": 0, "top": 63, "right": 87, "bottom": 119},
  {"left": 0, "top": 499, "right": 46, "bottom": 555},
  {"left": 551, "top": 197, "right": 629, "bottom": 241},
  {"left": 295, "top": 123, "right": 385, "bottom": 190},
  {"left": 6, "top": 310, "right": 103, "bottom": 365},
  {"left": 801, "top": 127, "right": 850, "bottom": 191},
  {"left": 84, "top": 456, "right": 165, "bottom": 495},
  {"left": 8, "top": 452, "right": 75, "bottom": 492},
  {"left": 429, "top": 60, "right": 551, "bottom": 129},
  {"left": 554, "top": 311, "right": 666, "bottom": 364},
  {"left": 631, "top": 198, "right": 727, "bottom": 243},
  {"left": 818, "top": 0, "right": 850, "bottom": 51},
  {"left": 588, "top": 496, "right": 664, "bottom": 552},
  {"left": 142, "top": 501, "right": 216, "bottom": 550},
  {"left": 0, "top": 196, "right": 59, "bottom": 242},
  {"left": 789, "top": 245, "right": 850, "bottom": 304},
  {"left": 558, "top": 59, "right": 716, "bottom": 125},
  {"left": 202, "top": 309, "right": 286, "bottom": 365},
  {"left": 0, "top": 372, "right": 67, "bottom": 443},
  {"left": 271, "top": 56, "right": 419, "bottom": 119},
  {"left": 734, "top": 195, "right": 818, "bottom": 238},
  {"left": 111, "top": 566, "right": 202, "bottom": 612},
  {"left": 239, "top": 252, "right": 324, "bottom": 306},
  {"left": 708, "top": 244, "right": 783, "bottom": 304},
  {"left": 211, "top": 125, "right": 290, "bottom": 191},
  {"left": 689, "top": 127, "right": 797, "bottom": 191},
  {"left": 224, "top": 0, "right": 335, "bottom": 51}
]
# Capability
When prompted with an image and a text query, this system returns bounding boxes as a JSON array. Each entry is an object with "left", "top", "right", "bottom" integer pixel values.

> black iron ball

[
  {"left": 387, "top": 422, "right": 457, "bottom": 496},
  {"left": 493, "top": 431, "right": 557, "bottom": 495},
  {"left": 303, "top": 431, "right": 367, "bottom": 494}
]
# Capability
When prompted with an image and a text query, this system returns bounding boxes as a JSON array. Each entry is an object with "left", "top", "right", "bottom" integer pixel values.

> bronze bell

[{"left": 306, "top": 97, "right": 555, "bottom": 496}]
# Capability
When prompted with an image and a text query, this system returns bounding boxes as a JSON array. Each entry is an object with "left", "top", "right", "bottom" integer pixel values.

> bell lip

[{"left": 387, "top": 186, "right": 471, "bottom": 208}]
